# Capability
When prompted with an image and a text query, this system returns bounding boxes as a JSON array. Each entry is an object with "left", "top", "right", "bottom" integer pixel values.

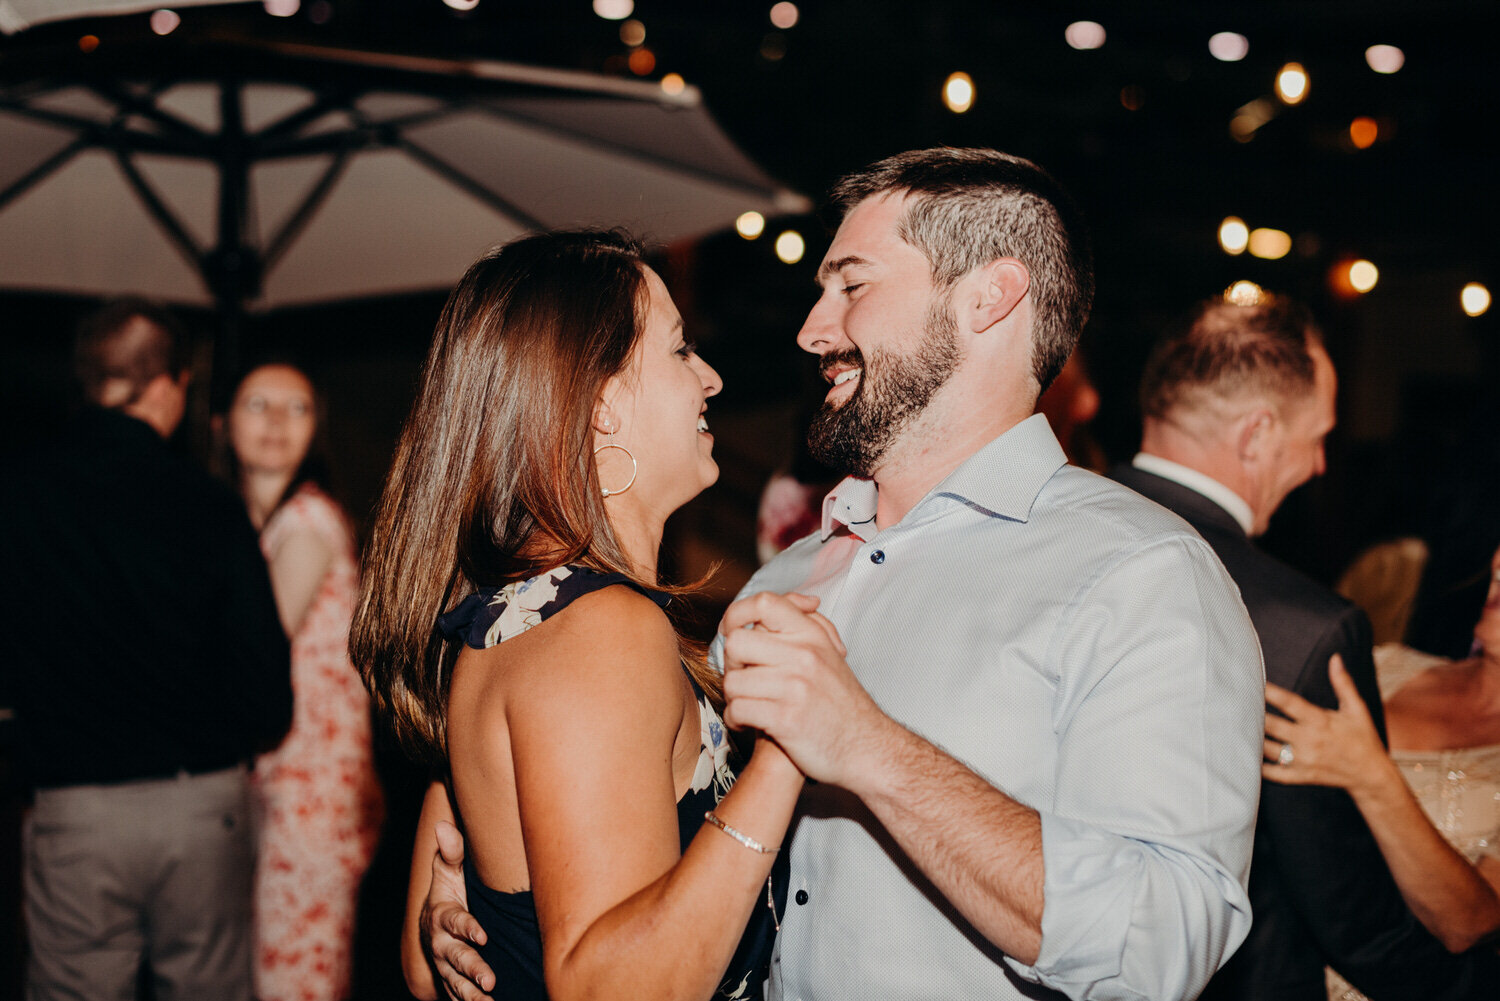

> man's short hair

[
  {"left": 829, "top": 147, "right": 1094, "bottom": 393},
  {"left": 73, "top": 297, "right": 189, "bottom": 409},
  {"left": 1139, "top": 291, "right": 1322, "bottom": 421}
]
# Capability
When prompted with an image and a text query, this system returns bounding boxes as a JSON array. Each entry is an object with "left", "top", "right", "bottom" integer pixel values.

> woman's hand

[{"left": 1262, "top": 654, "right": 1395, "bottom": 797}]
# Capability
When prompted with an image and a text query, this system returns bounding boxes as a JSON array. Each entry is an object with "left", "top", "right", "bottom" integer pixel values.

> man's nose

[{"left": 796, "top": 296, "right": 839, "bottom": 355}]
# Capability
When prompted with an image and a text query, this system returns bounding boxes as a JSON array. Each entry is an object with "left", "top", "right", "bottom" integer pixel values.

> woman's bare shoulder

[{"left": 464, "top": 582, "right": 683, "bottom": 708}]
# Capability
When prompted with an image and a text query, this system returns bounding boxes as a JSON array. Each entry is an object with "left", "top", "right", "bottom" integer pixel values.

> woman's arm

[
  {"left": 404, "top": 782, "right": 496, "bottom": 1001},
  {"left": 1264, "top": 655, "right": 1500, "bottom": 952},
  {"left": 264, "top": 523, "right": 334, "bottom": 635},
  {"left": 450, "top": 586, "right": 805, "bottom": 1001}
]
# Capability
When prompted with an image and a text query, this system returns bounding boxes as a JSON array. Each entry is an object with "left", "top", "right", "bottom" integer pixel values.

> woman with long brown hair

[{"left": 351, "top": 231, "right": 805, "bottom": 1001}]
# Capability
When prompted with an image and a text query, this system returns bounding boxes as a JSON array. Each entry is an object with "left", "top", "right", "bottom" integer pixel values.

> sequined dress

[
  {"left": 1327, "top": 644, "right": 1500, "bottom": 1001},
  {"left": 435, "top": 565, "right": 785, "bottom": 1001}
]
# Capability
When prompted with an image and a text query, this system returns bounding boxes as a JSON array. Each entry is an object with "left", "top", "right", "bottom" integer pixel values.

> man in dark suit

[{"left": 1111, "top": 290, "right": 1500, "bottom": 1000}]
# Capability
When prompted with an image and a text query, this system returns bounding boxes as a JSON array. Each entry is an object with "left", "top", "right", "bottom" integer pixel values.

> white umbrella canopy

[{"left": 0, "top": 40, "right": 809, "bottom": 312}]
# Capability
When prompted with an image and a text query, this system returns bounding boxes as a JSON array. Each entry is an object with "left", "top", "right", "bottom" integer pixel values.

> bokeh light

[
  {"left": 943, "top": 72, "right": 974, "bottom": 114},
  {"left": 1462, "top": 283, "right": 1492, "bottom": 317},
  {"left": 760, "top": 33, "right": 788, "bottom": 61},
  {"left": 620, "top": 19, "right": 645, "bottom": 46},
  {"left": 1065, "top": 21, "right": 1106, "bottom": 51},
  {"left": 1365, "top": 45, "right": 1405, "bottom": 74},
  {"left": 441, "top": 0, "right": 480, "bottom": 10},
  {"left": 1349, "top": 117, "right": 1379, "bottom": 149},
  {"left": 1120, "top": 85, "right": 1145, "bottom": 111},
  {"left": 660, "top": 73, "right": 685, "bottom": 95},
  {"left": 628, "top": 47, "right": 656, "bottom": 75},
  {"left": 263, "top": 0, "right": 298, "bottom": 14},
  {"left": 1208, "top": 32, "right": 1249, "bottom": 62},
  {"left": 593, "top": 0, "right": 633, "bottom": 20},
  {"left": 1248, "top": 228, "right": 1292, "bottom": 260},
  {"left": 1276, "top": 62, "right": 1309, "bottom": 105},
  {"left": 1348, "top": 260, "right": 1379, "bottom": 293},
  {"left": 1224, "top": 281, "right": 1265, "bottom": 306},
  {"left": 150, "top": 9, "right": 180, "bottom": 34},
  {"left": 1219, "top": 217, "right": 1249, "bottom": 255},
  {"left": 736, "top": 211, "right": 766, "bottom": 240},
  {"left": 78, "top": 34, "right": 100, "bottom": 52},
  {"left": 769, "top": 2, "right": 799, "bottom": 30},
  {"left": 775, "top": 230, "right": 805, "bottom": 264}
]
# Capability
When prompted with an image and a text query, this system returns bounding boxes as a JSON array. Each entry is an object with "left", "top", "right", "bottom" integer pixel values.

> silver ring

[{"left": 1277, "top": 744, "right": 1295, "bottom": 766}]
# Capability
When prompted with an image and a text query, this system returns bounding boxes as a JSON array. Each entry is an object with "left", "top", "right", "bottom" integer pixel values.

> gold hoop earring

[{"left": 594, "top": 430, "right": 637, "bottom": 497}]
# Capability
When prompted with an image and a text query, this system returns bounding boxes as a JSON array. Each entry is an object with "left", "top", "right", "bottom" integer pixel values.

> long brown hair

[{"left": 351, "top": 230, "right": 718, "bottom": 767}]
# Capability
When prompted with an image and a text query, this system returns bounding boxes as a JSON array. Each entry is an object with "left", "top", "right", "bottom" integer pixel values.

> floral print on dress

[
  {"left": 482, "top": 567, "right": 573, "bottom": 646},
  {"left": 692, "top": 693, "right": 736, "bottom": 802}
]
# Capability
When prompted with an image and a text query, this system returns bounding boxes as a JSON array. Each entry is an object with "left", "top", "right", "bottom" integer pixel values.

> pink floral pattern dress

[{"left": 252, "top": 484, "right": 384, "bottom": 1001}]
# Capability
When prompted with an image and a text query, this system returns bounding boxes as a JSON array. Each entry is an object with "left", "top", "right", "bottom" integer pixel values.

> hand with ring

[{"left": 1262, "top": 654, "right": 1394, "bottom": 795}]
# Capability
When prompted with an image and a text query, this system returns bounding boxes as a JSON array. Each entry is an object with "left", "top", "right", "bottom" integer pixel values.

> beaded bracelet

[{"left": 704, "top": 811, "right": 777, "bottom": 854}]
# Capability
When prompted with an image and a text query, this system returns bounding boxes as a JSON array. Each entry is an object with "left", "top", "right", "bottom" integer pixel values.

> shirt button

[
  {"left": 795, "top": 889, "right": 809, "bottom": 905},
  {"left": 869, "top": 550, "right": 885, "bottom": 564}
]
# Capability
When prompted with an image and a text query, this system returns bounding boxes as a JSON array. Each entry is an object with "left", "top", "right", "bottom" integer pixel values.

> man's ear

[
  {"left": 968, "top": 258, "right": 1031, "bottom": 334},
  {"left": 1235, "top": 407, "right": 1277, "bottom": 464}
]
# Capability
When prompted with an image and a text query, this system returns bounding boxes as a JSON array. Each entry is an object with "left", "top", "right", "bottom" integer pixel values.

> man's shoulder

[{"left": 1039, "top": 463, "right": 1211, "bottom": 552}]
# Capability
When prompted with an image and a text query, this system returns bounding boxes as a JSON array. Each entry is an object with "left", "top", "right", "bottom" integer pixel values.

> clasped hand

[{"left": 720, "top": 591, "right": 889, "bottom": 789}]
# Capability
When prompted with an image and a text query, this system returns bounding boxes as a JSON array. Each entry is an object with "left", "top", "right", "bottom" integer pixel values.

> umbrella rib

[
  {"left": 397, "top": 137, "right": 548, "bottom": 232},
  {"left": 88, "top": 81, "right": 210, "bottom": 149},
  {"left": 111, "top": 149, "right": 206, "bottom": 278},
  {"left": 0, "top": 133, "right": 88, "bottom": 212},
  {"left": 262, "top": 151, "right": 350, "bottom": 272}
]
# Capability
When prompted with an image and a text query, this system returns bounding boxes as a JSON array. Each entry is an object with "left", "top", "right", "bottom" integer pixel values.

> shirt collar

[
  {"left": 819, "top": 413, "right": 1068, "bottom": 542},
  {"left": 1131, "top": 452, "right": 1255, "bottom": 536}
]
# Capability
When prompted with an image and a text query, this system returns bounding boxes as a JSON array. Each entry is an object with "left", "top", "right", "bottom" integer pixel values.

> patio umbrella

[{"left": 0, "top": 36, "right": 807, "bottom": 381}]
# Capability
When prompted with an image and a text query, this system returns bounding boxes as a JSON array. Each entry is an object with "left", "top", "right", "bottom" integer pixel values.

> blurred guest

[
  {"left": 224, "top": 362, "right": 383, "bottom": 1001},
  {"left": 0, "top": 298, "right": 291, "bottom": 1001},
  {"left": 1264, "top": 542, "right": 1500, "bottom": 998},
  {"left": 1111, "top": 288, "right": 1500, "bottom": 1000}
]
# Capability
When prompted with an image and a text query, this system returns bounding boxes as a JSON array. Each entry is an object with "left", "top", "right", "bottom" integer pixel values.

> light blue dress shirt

[{"left": 718, "top": 414, "right": 1264, "bottom": 1001}]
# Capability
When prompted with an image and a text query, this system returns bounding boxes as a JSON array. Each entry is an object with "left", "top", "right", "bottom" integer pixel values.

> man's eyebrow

[{"left": 816, "top": 255, "right": 874, "bottom": 285}]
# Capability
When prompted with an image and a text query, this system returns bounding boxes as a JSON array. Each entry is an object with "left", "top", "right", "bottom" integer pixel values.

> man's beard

[{"left": 806, "top": 295, "right": 962, "bottom": 477}]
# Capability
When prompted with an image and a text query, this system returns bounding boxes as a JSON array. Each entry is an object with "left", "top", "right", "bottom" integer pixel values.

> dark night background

[{"left": 2, "top": 2, "right": 1498, "bottom": 996}]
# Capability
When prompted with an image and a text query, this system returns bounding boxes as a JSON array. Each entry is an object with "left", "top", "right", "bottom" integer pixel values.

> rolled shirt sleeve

[{"left": 1008, "top": 536, "right": 1263, "bottom": 1000}]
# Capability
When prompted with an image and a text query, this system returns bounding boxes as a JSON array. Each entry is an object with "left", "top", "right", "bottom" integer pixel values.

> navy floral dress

[{"left": 436, "top": 565, "right": 785, "bottom": 1000}]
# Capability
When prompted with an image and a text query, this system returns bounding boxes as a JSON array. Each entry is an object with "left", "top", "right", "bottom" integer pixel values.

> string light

[
  {"left": 441, "top": 0, "right": 480, "bottom": 9},
  {"left": 263, "top": 0, "right": 299, "bottom": 15},
  {"left": 1248, "top": 228, "right": 1292, "bottom": 260},
  {"left": 769, "top": 2, "right": 799, "bottom": 30},
  {"left": 660, "top": 73, "right": 686, "bottom": 95},
  {"left": 150, "top": 9, "right": 180, "bottom": 34},
  {"left": 736, "top": 212, "right": 766, "bottom": 240},
  {"left": 620, "top": 19, "right": 645, "bottom": 46},
  {"left": 1276, "top": 63, "right": 1309, "bottom": 105},
  {"left": 1065, "top": 21, "right": 1106, "bottom": 50},
  {"left": 1224, "top": 281, "right": 1265, "bottom": 306},
  {"left": 1462, "top": 283, "right": 1491, "bottom": 317},
  {"left": 943, "top": 72, "right": 974, "bottom": 114},
  {"left": 1365, "top": 45, "right": 1405, "bottom": 74},
  {"left": 1349, "top": 117, "right": 1378, "bottom": 149},
  {"left": 1348, "top": 260, "right": 1379, "bottom": 293},
  {"left": 593, "top": 0, "right": 633, "bottom": 20},
  {"left": 628, "top": 47, "right": 656, "bottom": 75},
  {"left": 1219, "top": 217, "right": 1249, "bottom": 255},
  {"left": 1208, "top": 32, "right": 1249, "bottom": 62},
  {"left": 78, "top": 34, "right": 100, "bottom": 51},
  {"left": 775, "top": 230, "right": 805, "bottom": 264}
]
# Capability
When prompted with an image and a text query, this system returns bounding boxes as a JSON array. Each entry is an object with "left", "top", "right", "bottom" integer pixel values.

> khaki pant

[{"left": 23, "top": 766, "right": 254, "bottom": 1001}]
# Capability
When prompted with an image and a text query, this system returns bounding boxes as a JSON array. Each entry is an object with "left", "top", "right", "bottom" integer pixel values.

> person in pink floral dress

[{"left": 226, "top": 362, "right": 384, "bottom": 1001}]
